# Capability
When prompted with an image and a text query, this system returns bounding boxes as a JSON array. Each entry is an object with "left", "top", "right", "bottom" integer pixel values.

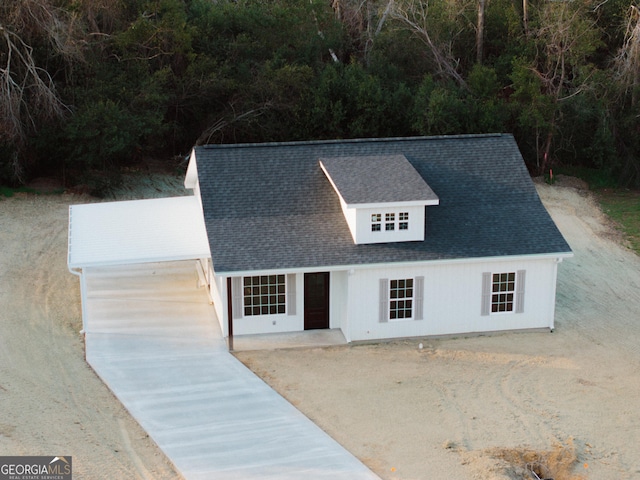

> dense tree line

[{"left": 0, "top": 0, "right": 639, "bottom": 189}]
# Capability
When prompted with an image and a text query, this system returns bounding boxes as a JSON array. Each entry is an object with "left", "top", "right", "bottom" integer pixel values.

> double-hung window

[
  {"left": 491, "top": 272, "right": 515, "bottom": 313},
  {"left": 390, "top": 279, "right": 413, "bottom": 319},
  {"left": 379, "top": 277, "right": 424, "bottom": 322},
  {"left": 481, "top": 270, "right": 526, "bottom": 315}
]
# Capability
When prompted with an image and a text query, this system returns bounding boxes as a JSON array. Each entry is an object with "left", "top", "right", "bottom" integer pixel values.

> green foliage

[
  {"left": 63, "top": 64, "right": 169, "bottom": 170},
  {"left": 115, "top": 0, "right": 194, "bottom": 71},
  {"left": 468, "top": 64, "right": 500, "bottom": 100},
  {"left": 2, "top": 0, "right": 638, "bottom": 189},
  {"left": 0, "top": 143, "right": 18, "bottom": 187},
  {"left": 599, "top": 191, "right": 640, "bottom": 254},
  {"left": 0, "top": 186, "right": 37, "bottom": 198},
  {"left": 414, "top": 67, "right": 508, "bottom": 136},
  {"left": 425, "top": 87, "right": 467, "bottom": 135},
  {"left": 302, "top": 62, "right": 403, "bottom": 139},
  {"left": 554, "top": 166, "right": 618, "bottom": 190}
]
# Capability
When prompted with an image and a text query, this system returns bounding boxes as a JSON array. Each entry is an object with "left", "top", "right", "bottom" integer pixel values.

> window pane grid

[
  {"left": 371, "top": 213, "right": 381, "bottom": 232},
  {"left": 385, "top": 213, "right": 395, "bottom": 231},
  {"left": 372, "top": 212, "right": 409, "bottom": 232},
  {"left": 243, "top": 275, "right": 286, "bottom": 316},
  {"left": 390, "top": 278, "right": 413, "bottom": 320},
  {"left": 491, "top": 272, "right": 515, "bottom": 313}
]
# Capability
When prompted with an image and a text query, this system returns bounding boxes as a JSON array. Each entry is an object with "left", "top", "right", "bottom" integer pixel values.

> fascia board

[{"left": 212, "top": 251, "right": 574, "bottom": 277}]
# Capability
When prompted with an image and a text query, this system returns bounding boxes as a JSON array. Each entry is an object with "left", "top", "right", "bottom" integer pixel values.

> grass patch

[
  {"left": 551, "top": 166, "right": 618, "bottom": 190},
  {"left": 0, "top": 186, "right": 37, "bottom": 198},
  {"left": 597, "top": 189, "right": 640, "bottom": 254},
  {"left": 548, "top": 166, "right": 640, "bottom": 256}
]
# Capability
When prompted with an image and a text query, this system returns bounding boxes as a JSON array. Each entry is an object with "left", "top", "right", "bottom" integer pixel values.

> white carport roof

[{"left": 68, "top": 196, "right": 211, "bottom": 269}]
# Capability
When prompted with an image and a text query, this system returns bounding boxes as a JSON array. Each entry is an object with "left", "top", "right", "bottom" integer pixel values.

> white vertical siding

[
  {"left": 212, "top": 257, "right": 561, "bottom": 340},
  {"left": 229, "top": 273, "right": 304, "bottom": 336},
  {"left": 344, "top": 258, "right": 561, "bottom": 342},
  {"left": 354, "top": 205, "right": 425, "bottom": 244},
  {"left": 546, "top": 259, "right": 562, "bottom": 331},
  {"left": 340, "top": 201, "right": 358, "bottom": 243},
  {"left": 330, "top": 271, "right": 348, "bottom": 333}
]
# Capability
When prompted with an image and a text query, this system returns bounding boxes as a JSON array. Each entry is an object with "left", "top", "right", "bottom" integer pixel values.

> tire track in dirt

[{"left": 0, "top": 194, "right": 180, "bottom": 479}]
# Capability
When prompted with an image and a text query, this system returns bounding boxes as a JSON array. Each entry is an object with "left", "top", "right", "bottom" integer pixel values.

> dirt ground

[
  {"left": 0, "top": 174, "right": 185, "bottom": 479},
  {"left": 1, "top": 174, "right": 639, "bottom": 479}
]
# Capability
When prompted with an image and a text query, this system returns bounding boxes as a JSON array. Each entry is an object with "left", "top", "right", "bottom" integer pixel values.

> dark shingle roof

[
  {"left": 194, "top": 134, "right": 572, "bottom": 273},
  {"left": 319, "top": 155, "right": 439, "bottom": 204}
]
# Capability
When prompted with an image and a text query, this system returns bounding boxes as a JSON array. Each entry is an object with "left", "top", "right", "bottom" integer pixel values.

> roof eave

[
  {"left": 212, "top": 250, "right": 574, "bottom": 277},
  {"left": 346, "top": 199, "right": 440, "bottom": 209}
]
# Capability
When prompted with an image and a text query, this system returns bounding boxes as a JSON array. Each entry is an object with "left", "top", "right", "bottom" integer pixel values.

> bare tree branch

[
  {"left": 196, "top": 105, "right": 271, "bottom": 145},
  {"left": 390, "top": 0, "right": 467, "bottom": 88},
  {"left": 375, "top": 0, "right": 395, "bottom": 36},
  {"left": 0, "top": 26, "right": 68, "bottom": 138},
  {"left": 0, "top": 0, "right": 82, "bottom": 182},
  {"left": 614, "top": 5, "right": 640, "bottom": 105},
  {"left": 523, "top": 0, "right": 601, "bottom": 173}
]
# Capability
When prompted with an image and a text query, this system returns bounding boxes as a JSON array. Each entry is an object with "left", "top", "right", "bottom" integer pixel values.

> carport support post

[
  {"left": 68, "top": 267, "right": 88, "bottom": 358},
  {"left": 227, "top": 277, "right": 234, "bottom": 351}
]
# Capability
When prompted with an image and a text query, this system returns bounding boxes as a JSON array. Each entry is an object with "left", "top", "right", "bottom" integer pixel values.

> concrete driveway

[{"left": 83, "top": 261, "right": 379, "bottom": 480}]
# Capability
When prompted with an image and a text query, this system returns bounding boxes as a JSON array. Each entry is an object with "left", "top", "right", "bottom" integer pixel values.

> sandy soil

[
  {"left": 1, "top": 174, "right": 639, "bottom": 479},
  {"left": 0, "top": 174, "right": 185, "bottom": 479}
]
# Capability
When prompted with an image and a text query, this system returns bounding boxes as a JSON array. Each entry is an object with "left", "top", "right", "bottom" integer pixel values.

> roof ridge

[{"left": 197, "top": 133, "right": 506, "bottom": 150}]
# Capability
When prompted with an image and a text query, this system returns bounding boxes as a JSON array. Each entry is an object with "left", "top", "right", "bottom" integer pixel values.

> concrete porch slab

[{"left": 230, "top": 329, "right": 348, "bottom": 352}]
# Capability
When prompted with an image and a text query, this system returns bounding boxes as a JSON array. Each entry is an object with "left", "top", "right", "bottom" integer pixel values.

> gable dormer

[{"left": 319, "top": 155, "right": 439, "bottom": 245}]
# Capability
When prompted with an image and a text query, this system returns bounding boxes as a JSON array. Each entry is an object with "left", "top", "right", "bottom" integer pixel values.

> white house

[{"left": 68, "top": 134, "right": 572, "bottom": 343}]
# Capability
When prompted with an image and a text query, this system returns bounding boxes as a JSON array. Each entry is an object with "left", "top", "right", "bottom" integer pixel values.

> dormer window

[
  {"left": 371, "top": 214, "right": 381, "bottom": 231},
  {"left": 371, "top": 211, "right": 410, "bottom": 233},
  {"left": 319, "top": 154, "right": 439, "bottom": 245},
  {"left": 399, "top": 212, "right": 409, "bottom": 230},
  {"left": 385, "top": 213, "right": 395, "bottom": 231}
]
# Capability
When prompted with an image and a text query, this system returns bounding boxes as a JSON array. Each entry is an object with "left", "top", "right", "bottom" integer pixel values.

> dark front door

[{"left": 304, "top": 272, "right": 330, "bottom": 330}]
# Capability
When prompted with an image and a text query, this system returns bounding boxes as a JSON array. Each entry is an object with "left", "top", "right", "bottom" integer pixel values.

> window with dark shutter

[
  {"left": 379, "top": 278, "right": 389, "bottom": 322},
  {"left": 482, "top": 270, "right": 526, "bottom": 315}
]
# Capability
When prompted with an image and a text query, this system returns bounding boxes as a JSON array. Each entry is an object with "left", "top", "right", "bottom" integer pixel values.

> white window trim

[
  {"left": 242, "top": 274, "right": 287, "bottom": 317},
  {"left": 399, "top": 212, "right": 409, "bottom": 231},
  {"left": 380, "top": 276, "right": 424, "bottom": 322},
  {"left": 481, "top": 270, "right": 526, "bottom": 316},
  {"left": 389, "top": 278, "right": 414, "bottom": 321},
  {"left": 371, "top": 213, "right": 381, "bottom": 232},
  {"left": 232, "top": 274, "right": 297, "bottom": 319},
  {"left": 490, "top": 272, "right": 516, "bottom": 314},
  {"left": 372, "top": 211, "right": 410, "bottom": 233}
]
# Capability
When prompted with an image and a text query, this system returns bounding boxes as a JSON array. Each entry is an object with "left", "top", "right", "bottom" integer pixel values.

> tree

[
  {"left": 477, "top": 0, "right": 486, "bottom": 63},
  {"left": 512, "top": 0, "right": 602, "bottom": 173},
  {"left": 0, "top": 0, "right": 82, "bottom": 182},
  {"left": 389, "top": 0, "right": 469, "bottom": 88},
  {"left": 614, "top": 5, "right": 640, "bottom": 106}
]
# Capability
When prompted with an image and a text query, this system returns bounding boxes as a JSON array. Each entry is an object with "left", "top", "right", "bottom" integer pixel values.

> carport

[
  {"left": 67, "top": 195, "right": 211, "bottom": 332},
  {"left": 68, "top": 195, "right": 210, "bottom": 269}
]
